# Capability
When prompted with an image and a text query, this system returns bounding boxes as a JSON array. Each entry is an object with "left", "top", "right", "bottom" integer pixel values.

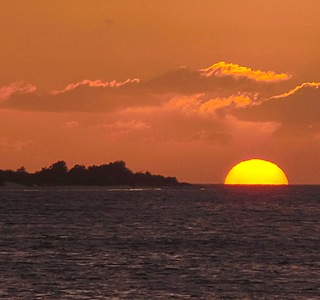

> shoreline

[{"left": 0, "top": 181, "right": 196, "bottom": 191}]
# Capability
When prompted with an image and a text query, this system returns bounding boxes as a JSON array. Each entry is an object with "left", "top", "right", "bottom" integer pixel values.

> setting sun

[{"left": 224, "top": 159, "right": 289, "bottom": 185}]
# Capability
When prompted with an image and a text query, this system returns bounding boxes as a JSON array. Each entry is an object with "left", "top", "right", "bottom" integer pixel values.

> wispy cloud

[
  {"left": 271, "top": 82, "right": 320, "bottom": 99},
  {"left": 51, "top": 78, "right": 140, "bottom": 94},
  {"left": 0, "top": 136, "right": 33, "bottom": 152},
  {"left": 96, "top": 120, "right": 150, "bottom": 134},
  {"left": 64, "top": 121, "right": 79, "bottom": 129}
]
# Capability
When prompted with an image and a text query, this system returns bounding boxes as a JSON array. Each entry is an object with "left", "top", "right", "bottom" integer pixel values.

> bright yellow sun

[{"left": 224, "top": 159, "right": 289, "bottom": 185}]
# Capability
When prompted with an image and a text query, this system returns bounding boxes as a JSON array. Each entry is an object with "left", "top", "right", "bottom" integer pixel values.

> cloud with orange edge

[
  {"left": 271, "top": 82, "right": 320, "bottom": 99},
  {"left": 51, "top": 78, "right": 140, "bottom": 94},
  {"left": 0, "top": 82, "right": 36, "bottom": 101},
  {"left": 199, "top": 62, "right": 291, "bottom": 82},
  {"left": 0, "top": 62, "right": 293, "bottom": 113},
  {"left": 164, "top": 94, "right": 253, "bottom": 116},
  {"left": 234, "top": 82, "right": 320, "bottom": 138}
]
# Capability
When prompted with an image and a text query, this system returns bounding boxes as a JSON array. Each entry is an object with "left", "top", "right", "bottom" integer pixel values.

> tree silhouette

[
  {"left": 68, "top": 164, "right": 88, "bottom": 185},
  {"left": 34, "top": 161, "right": 68, "bottom": 185},
  {"left": 0, "top": 160, "right": 182, "bottom": 187}
]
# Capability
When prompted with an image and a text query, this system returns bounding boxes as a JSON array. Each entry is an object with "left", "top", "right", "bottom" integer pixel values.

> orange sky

[{"left": 1, "top": 0, "right": 320, "bottom": 184}]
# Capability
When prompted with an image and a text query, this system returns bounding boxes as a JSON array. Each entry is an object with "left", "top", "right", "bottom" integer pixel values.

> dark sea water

[{"left": 1, "top": 185, "right": 320, "bottom": 299}]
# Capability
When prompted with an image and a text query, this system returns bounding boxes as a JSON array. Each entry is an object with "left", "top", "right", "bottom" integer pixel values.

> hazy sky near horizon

[{"left": 1, "top": 0, "right": 320, "bottom": 184}]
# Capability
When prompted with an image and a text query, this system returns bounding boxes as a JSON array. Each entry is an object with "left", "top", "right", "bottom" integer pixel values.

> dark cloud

[
  {"left": 0, "top": 80, "right": 165, "bottom": 112},
  {"left": 145, "top": 63, "right": 292, "bottom": 99},
  {"left": 0, "top": 62, "right": 295, "bottom": 113},
  {"left": 235, "top": 83, "right": 320, "bottom": 125},
  {"left": 232, "top": 82, "right": 320, "bottom": 140}
]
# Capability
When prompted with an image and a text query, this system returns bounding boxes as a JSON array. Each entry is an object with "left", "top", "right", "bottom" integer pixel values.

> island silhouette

[{"left": 0, "top": 161, "right": 184, "bottom": 187}]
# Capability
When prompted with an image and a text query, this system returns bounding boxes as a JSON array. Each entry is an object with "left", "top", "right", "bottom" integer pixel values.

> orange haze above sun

[
  {"left": 225, "top": 159, "right": 289, "bottom": 185},
  {"left": 1, "top": 2, "right": 320, "bottom": 184}
]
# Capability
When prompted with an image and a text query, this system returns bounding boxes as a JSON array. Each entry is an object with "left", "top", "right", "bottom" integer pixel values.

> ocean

[{"left": 1, "top": 185, "right": 320, "bottom": 299}]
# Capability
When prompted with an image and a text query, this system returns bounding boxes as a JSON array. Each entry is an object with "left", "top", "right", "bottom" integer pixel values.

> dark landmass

[{"left": 0, "top": 161, "right": 187, "bottom": 187}]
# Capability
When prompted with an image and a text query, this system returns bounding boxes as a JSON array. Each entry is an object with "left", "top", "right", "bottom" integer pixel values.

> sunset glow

[
  {"left": 224, "top": 159, "right": 289, "bottom": 185},
  {"left": 0, "top": 1, "right": 320, "bottom": 184}
]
